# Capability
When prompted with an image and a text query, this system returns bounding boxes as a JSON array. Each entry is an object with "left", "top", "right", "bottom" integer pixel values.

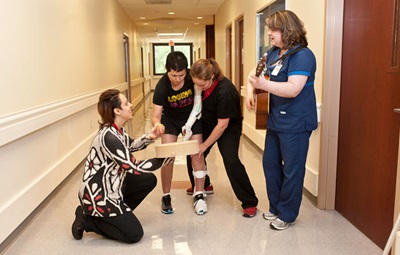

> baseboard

[
  {"left": 303, "top": 187, "right": 318, "bottom": 206},
  {"left": 304, "top": 167, "right": 319, "bottom": 197}
]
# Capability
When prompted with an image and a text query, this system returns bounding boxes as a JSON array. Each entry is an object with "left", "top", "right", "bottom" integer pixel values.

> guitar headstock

[{"left": 255, "top": 53, "right": 267, "bottom": 77}]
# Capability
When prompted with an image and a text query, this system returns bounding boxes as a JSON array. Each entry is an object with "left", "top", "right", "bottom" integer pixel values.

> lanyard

[{"left": 267, "top": 45, "right": 305, "bottom": 67}]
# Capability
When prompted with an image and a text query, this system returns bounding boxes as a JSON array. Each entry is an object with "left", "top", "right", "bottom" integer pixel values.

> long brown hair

[
  {"left": 266, "top": 10, "right": 308, "bottom": 49},
  {"left": 97, "top": 89, "right": 121, "bottom": 129},
  {"left": 190, "top": 58, "right": 224, "bottom": 82}
]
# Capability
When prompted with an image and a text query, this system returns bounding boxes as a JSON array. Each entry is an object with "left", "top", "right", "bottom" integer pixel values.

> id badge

[{"left": 271, "top": 64, "right": 282, "bottom": 76}]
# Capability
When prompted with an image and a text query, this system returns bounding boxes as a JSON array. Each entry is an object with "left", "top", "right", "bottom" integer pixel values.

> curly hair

[{"left": 266, "top": 10, "right": 308, "bottom": 49}]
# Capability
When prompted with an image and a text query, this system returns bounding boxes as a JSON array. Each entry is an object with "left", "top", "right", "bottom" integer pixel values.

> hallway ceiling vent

[{"left": 145, "top": 0, "right": 171, "bottom": 4}]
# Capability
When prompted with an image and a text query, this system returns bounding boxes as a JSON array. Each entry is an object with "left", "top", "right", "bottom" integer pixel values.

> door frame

[
  {"left": 226, "top": 23, "right": 232, "bottom": 81},
  {"left": 234, "top": 15, "right": 244, "bottom": 93},
  {"left": 317, "top": 0, "right": 344, "bottom": 210}
]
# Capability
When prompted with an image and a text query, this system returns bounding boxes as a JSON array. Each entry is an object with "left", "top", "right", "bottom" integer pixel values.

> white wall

[
  {"left": 214, "top": 0, "right": 326, "bottom": 196},
  {"left": 0, "top": 0, "right": 147, "bottom": 244}
]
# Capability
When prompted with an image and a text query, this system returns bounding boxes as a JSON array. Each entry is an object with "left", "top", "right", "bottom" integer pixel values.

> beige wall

[
  {"left": 0, "top": 0, "right": 147, "bottom": 244},
  {"left": 148, "top": 26, "right": 207, "bottom": 91},
  {"left": 214, "top": 0, "right": 326, "bottom": 196}
]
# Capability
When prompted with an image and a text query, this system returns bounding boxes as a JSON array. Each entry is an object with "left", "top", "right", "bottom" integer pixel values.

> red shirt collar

[
  {"left": 202, "top": 80, "right": 219, "bottom": 100},
  {"left": 112, "top": 123, "right": 123, "bottom": 134}
]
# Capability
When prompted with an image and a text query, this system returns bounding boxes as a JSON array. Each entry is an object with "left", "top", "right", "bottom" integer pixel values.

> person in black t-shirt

[
  {"left": 187, "top": 58, "right": 259, "bottom": 218},
  {"left": 152, "top": 51, "right": 210, "bottom": 215}
]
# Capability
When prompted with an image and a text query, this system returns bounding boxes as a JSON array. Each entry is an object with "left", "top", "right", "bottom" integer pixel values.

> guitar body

[
  {"left": 255, "top": 55, "right": 269, "bottom": 130},
  {"left": 253, "top": 47, "right": 305, "bottom": 129}
]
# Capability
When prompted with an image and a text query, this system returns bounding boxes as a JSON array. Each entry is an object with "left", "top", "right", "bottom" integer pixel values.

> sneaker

[
  {"left": 270, "top": 218, "right": 294, "bottom": 230},
  {"left": 193, "top": 193, "right": 207, "bottom": 215},
  {"left": 242, "top": 207, "right": 257, "bottom": 218},
  {"left": 263, "top": 211, "right": 278, "bottom": 221},
  {"left": 186, "top": 184, "right": 214, "bottom": 195},
  {"left": 71, "top": 206, "right": 85, "bottom": 240},
  {"left": 161, "top": 194, "right": 174, "bottom": 214}
]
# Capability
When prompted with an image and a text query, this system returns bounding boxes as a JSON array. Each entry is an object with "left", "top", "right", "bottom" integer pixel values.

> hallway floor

[{"left": 3, "top": 94, "right": 383, "bottom": 255}]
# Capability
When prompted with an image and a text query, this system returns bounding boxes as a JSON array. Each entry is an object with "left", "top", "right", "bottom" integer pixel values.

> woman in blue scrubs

[{"left": 246, "top": 10, "right": 317, "bottom": 230}]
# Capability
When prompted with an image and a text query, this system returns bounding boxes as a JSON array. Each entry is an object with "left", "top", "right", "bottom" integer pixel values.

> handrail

[{"left": 383, "top": 213, "right": 400, "bottom": 255}]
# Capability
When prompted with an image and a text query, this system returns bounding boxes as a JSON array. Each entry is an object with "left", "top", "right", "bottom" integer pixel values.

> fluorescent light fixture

[
  {"left": 159, "top": 38, "right": 184, "bottom": 41},
  {"left": 156, "top": 28, "right": 188, "bottom": 40},
  {"left": 157, "top": 33, "right": 184, "bottom": 36}
]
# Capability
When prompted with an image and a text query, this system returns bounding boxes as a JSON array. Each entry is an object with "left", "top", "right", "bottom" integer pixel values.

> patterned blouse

[{"left": 79, "top": 124, "right": 171, "bottom": 217}]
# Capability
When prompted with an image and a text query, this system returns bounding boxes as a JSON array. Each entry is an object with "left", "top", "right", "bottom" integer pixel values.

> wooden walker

[{"left": 155, "top": 140, "right": 199, "bottom": 158}]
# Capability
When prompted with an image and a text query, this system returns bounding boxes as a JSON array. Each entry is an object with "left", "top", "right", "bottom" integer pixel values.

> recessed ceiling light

[
  {"left": 194, "top": 22, "right": 199, "bottom": 25},
  {"left": 140, "top": 17, "right": 146, "bottom": 20},
  {"left": 168, "top": 12, "right": 175, "bottom": 15},
  {"left": 197, "top": 17, "right": 203, "bottom": 19}
]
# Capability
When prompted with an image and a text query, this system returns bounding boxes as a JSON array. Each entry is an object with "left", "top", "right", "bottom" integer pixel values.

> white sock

[{"left": 194, "top": 191, "right": 204, "bottom": 196}]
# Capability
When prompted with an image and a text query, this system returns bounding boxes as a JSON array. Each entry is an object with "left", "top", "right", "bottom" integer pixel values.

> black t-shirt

[
  {"left": 201, "top": 77, "right": 243, "bottom": 131},
  {"left": 153, "top": 72, "right": 195, "bottom": 121}
]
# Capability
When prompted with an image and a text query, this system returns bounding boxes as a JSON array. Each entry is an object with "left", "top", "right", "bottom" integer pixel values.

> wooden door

[{"left": 336, "top": 0, "right": 400, "bottom": 248}]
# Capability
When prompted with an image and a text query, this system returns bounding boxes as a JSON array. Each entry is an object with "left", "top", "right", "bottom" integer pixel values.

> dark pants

[
  {"left": 187, "top": 124, "right": 258, "bottom": 209},
  {"left": 84, "top": 173, "right": 157, "bottom": 243},
  {"left": 263, "top": 130, "right": 311, "bottom": 223}
]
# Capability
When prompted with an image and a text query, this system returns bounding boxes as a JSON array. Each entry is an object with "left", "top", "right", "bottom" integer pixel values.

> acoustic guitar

[{"left": 254, "top": 54, "right": 269, "bottom": 129}]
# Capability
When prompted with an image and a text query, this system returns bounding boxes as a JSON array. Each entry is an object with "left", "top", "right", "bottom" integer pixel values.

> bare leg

[
  {"left": 190, "top": 134, "right": 207, "bottom": 215},
  {"left": 190, "top": 134, "right": 205, "bottom": 194},
  {"left": 161, "top": 134, "right": 178, "bottom": 193}
]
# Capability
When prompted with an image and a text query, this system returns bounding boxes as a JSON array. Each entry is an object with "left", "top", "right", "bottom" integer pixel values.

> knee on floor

[{"left": 124, "top": 231, "right": 144, "bottom": 244}]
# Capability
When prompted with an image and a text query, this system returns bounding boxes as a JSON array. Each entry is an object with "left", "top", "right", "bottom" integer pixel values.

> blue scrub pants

[{"left": 263, "top": 129, "right": 311, "bottom": 223}]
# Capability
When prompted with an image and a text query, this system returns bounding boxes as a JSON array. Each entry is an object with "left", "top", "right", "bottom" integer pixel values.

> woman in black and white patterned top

[{"left": 71, "top": 89, "right": 172, "bottom": 243}]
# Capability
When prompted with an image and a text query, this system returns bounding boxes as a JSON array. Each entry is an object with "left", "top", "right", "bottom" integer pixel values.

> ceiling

[{"left": 117, "top": 0, "right": 225, "bottom": 42}]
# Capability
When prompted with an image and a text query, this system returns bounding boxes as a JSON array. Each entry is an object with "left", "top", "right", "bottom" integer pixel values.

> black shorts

[{"left": 161, "top": 116, "right": 202, "bottom": 136}]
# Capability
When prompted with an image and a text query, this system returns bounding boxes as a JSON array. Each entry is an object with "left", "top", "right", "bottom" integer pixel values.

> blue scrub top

[{"left": 265, "top": 46, "right": 318, "bottom": 133}]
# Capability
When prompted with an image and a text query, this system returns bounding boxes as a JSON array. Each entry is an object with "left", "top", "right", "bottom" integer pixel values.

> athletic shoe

[
  {"left": 242, "top": 207, "right": 257, "bottom": 218},
  {"left": 270, "top": 218, "right": 294, "bottom": 230},
  {"left": 71, "top": 206, "right": 85, "bottom": 240},
  {"left": 193, "top": 193, "right": 207, "bottom": 215},
  {"left": 186, "top": 184, "right": 214, "bottom": 195},
  {"left": 263, "top": 211, "right": 278, "bottom": 221},
  {"left": 161, "top": 194, "right": 174, "bottom": 214}
]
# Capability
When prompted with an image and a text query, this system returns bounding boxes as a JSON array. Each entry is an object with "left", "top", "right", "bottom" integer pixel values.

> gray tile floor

[{"left": 2, "top": 94, "right": 383, "bottom": 255}]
